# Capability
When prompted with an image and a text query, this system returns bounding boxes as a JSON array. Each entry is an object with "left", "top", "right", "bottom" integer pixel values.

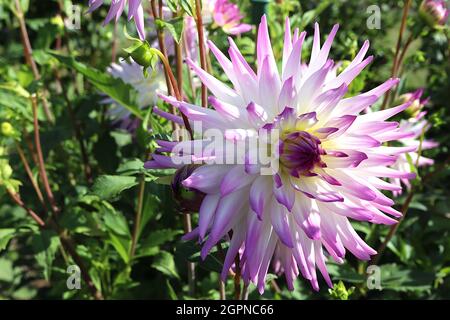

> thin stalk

[
  {"left": 380, "top": 0, "right": 412, "bottom": 110},
  {"left": 14, "top": 0, "right": 54, "bottom": 123},
  {"left": 7, "top": 190, "right": 45, "bottom": 227},
  {"left": 151, "top": 49, "right": 193, "bottom": 138},
  {"left": 219, "top": 278, "right": 226, "bottom": 300},
  {"left": 150, "top": 0, "right": 174, "bottom": 96},
  {"left": 183, "top": 35, "right": 197, "bottom": 100},
  {"left": 130, "top": 174, "right": 146, "bottom": 259},
  {"left": 234, "top": 255, "right": 241, "bottom": 300},
  {"left": 112, "top": 23, "right": 118, "bottom": 62},
  {"left": 23, "top": 129, "right": 39, "bottom": 166},
  {"left": 241, "top": 282, "right": 249, "bottom": 300},
  {"left": 184, "top": 213, "right": 195, "bottom": 296},
  {"left": 270, "top": 279, "right": 281, "bottom": 294},
  {"left": 30, "top": 95, "right": 60, "bottom": 215},
  {"left": 175, "top": 36, "right": 184, "bottom": 98},
  {"left": 15, "top": 143, "right": 46, "bottom": 208},
  {"left": 395, "top": 33, "right": 415, "bottom": 75},
  {"left": 194, "top": 0, "right": 208, "bottom": 108},
  {"left": 217, "top": 243, "right": 226, "bottom": 300}
]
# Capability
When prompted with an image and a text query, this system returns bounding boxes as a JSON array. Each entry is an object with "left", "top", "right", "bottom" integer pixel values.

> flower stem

[
  {"left": 130, "top": 174, "right": 146, "bottom": 259},
  {"left": 14, "top": 0, "right": 54, "bottom": 123},
  {"left": 380, "top": 0, "right": 412, "bottom": 110},
  {"left": 150, "top": 0, "right": 174, "bottom": 96},
  {"left": 234, "top": 255, "right": 241, "bottom": 299},
  {"left": 216, "top": 243, "right": 226, "bottom": 299},
  {"left": 241, "top": 282, "right": 249, "bottom": 300},
  {"left": 151, "top": 48, "right": 194, "bottom": 138},
  {"left": 15, "top": 143, "right": 46, "bottom": 209},
  {"left": 195, "top": 0, "right": 208, "bottom": 108},
  {"left": 30, "top": 95, "right": 60, "bottom": 215},
  {"left": 7, "top": 189, "right": 45, "bottom": 227}
]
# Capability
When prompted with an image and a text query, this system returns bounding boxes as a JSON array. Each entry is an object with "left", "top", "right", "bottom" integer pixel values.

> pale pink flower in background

[
  {"left": 207, "top": 0, "right": 252, "bottom": 35},
  {"left": 103, "top": 58, "right": 165, "bottom": 132},
  {"left": 419, "top": 0, "right": 449, "bottom": 26},
  {"left": 87, "top": 0, "right": 145, "bottom": 40}
]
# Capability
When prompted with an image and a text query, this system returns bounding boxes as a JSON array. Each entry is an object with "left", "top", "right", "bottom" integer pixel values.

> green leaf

[
  {"left": 152, "top": 251, "right": 180, "bottom": 279},
  {"left": 180, "top": 0, "right": 195, "bottom": 16},
  {"left": 49, "top": 52, "right": 142, "bottom": 118},
  {"left": 155, "top": 17, "right": 185, "bottom": 44},
  {"left": 117, "top": 158, "right": 146, "bottom": 176},
  {"left": 0, "top": 229, "right": 15, "bottom": 253},
  {"left": 108, "top": 232, "right": 131, "bottom": 264},
  {"left": 31, "top": 230, "right": 60, "bottom": 280},
  {"left": 141, "top": 229, "right": 182, "bottom": 248},
  {"left": 91, "top": 175, "right": 138, "bottom": 201},
  {"left": 166, "top": 279, "right": 178, "bottom": 300},
  {"left": 103, "top": 206, "right": 131, "bottom": 238},
  {"left": 379, "top": 264, "right": 434, "bottom": 292}
]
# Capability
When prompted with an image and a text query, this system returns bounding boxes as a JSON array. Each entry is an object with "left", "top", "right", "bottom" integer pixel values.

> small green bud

[
  {"left": 123, "top": 27, "right": 158, "bottom": 77},
  {"left": 50, "top": 15, "right": 65, "bottom": 30},
  {"left": 1, "top": 122, "right": 14, "bottom": 137},
  {"left": 1, "top": 163, "right": 12, "bottom": 180},
  {"left": 328, "top": 281, "right": 355, "bottom": 300}
]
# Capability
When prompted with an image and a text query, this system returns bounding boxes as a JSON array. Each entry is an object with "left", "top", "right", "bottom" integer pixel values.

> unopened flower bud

[
  {"left": 123, "top": 39, "right": 157, "bottom": 76},
  {"left": 1, "top": 163, "right": 12, "bottom": 180},
  {"left": 419, "top": 0, "right": 449, "bottom": 27},
  {"left": 1, "top": 122, "right": 14, "bottom": 137},
  {"left": 397, "top": 89, "right": 429, "bottom": 118},
  {"left": 171, "top": 164, "right": 205, "bottom": 213}
]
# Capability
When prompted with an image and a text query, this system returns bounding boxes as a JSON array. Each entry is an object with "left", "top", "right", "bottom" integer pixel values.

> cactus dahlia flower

[
  {"left": 87, "top": 0, "right": 145, "bottom": 40},
  {"left": 146, "top": 16, "right": 417, "bottom": 292}
]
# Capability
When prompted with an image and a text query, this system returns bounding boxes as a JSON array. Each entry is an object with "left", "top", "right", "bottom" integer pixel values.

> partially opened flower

[
  {"left": 398, "top": 88, "right": 429, "bottom": 118},
  {"left": 146, "top": 16, "right": 417, "bottom": 292},
  {"left": 419, "top": 0, "right": 449, "bottom": 27},
  {"left": 87, "top": 0, "right": 145, "bottom": 40},
  {"left": 103, "top": 58, "right": 165, "bottom": 132},
  {"left": 207, "top": 0, "right": 252, "bottom": 35},
  {"left": 390, "top": 117, "right": 438, "bottom": 196}
]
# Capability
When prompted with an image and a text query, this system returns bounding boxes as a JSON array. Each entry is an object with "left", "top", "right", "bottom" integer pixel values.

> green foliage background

[{"left": 0, "top": 0, "right": 448, "bottom": 299}]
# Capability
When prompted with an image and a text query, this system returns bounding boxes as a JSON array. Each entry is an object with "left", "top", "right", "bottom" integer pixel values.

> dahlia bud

[
  {"left": 171, "top": 165, "right": 205, "bottom": 213},
  {"left": 397, "top": 89, "right": 429, "bottom": 118},
  {"left": 1, "top": 122, "right": 14, "bottom": 137},
  {"left": 123, "top": 38, "right": 157, "bottom": 77},
  {"left": 419, "top": 0, "right": 449, "bottom": 27}
]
